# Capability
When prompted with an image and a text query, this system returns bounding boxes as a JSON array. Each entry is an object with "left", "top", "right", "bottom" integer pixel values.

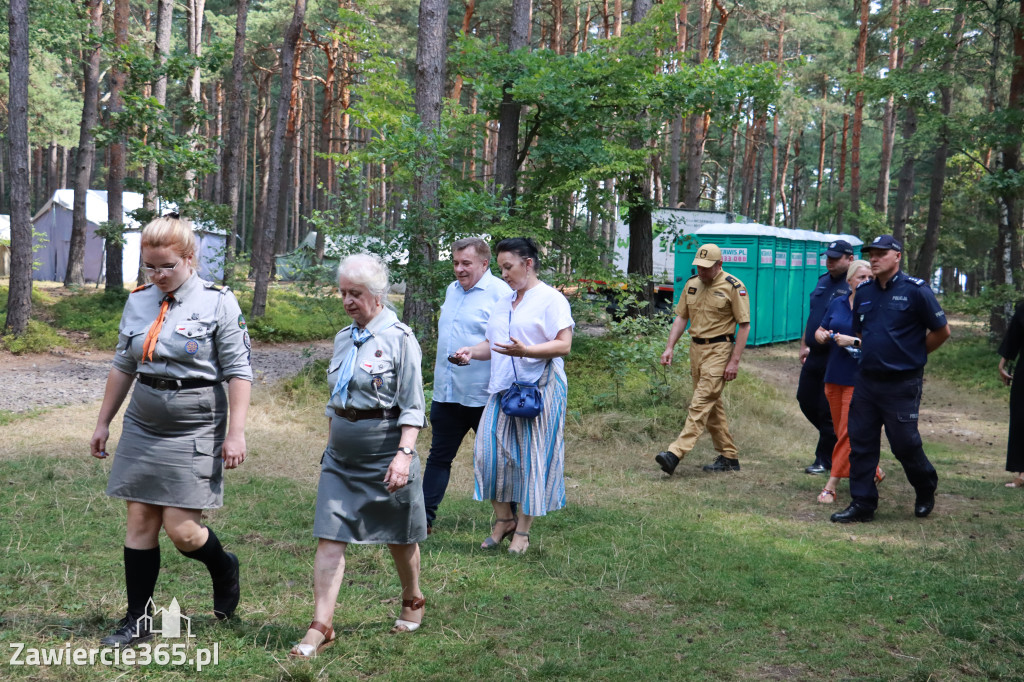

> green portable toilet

[
  {"left": 777, "top": 228, "right": 804, "bottom": 341},
  {"left": 801, "top": 231, "right": 828, "bottom": 326},
  {"left": 673, "top": 233, "right": 700, "bottom": 305},
  {"left": 772, "top": 229, "right": 791, "bottom": 342},
  {"left": 753, "top": 225, "right": 779, "bottom": 346}
]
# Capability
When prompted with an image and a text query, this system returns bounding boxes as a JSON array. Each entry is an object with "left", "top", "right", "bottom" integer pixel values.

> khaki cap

[{"left": 693, "top": 243, "right": 722, "bottom": 267}]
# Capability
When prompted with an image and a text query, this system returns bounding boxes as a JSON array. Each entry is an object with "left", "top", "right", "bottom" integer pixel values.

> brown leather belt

[
  {"left": 138, "top": 375, "right": 221, "bottom": 390},
  {"left": 691, "top": 334, "right": 735, "bottom": 345},
  {"left": 334, "top": 406, "right": 401, "bottom": 422}
]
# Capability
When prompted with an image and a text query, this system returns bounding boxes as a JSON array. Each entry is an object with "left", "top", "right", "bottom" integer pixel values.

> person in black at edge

[
  {"left": 831, "top": 235, "right": 951, "bottom": 523},
  {"left": 798, "top": 240, "right": 854, "bottom": 474}
]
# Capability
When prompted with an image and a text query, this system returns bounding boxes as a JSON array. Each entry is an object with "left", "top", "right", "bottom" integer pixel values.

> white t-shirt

[{"left": 486, "top": 282, "right": 575, "bottom": 393}]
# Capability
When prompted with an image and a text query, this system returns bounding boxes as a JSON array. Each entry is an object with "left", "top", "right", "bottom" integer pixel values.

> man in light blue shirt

[{"left": 425, "top": 238, "right": 512, "bottom": 533}]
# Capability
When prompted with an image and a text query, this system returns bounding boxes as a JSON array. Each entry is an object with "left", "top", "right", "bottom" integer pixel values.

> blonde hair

[
  {"left": 847, "top": 259, "right": 871, "bottom": 284},
  {"left": 337, "top": 252, "right": 390, "bottom": 301},
  {"left": 141, "top": 215, "right": 197, "bottom": 259}
]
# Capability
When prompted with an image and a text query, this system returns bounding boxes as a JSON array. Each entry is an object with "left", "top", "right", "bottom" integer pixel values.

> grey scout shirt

[
  {"left": 113, "top": 272, "right": 254, "bottom": 382},
  {"left": 325, "top": 307, "right": 426, "bottom": 428}
]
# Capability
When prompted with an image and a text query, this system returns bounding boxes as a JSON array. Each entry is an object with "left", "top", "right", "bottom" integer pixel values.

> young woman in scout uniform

[{"left": 90, "top": 215, "right": 252, "bottom": 646}]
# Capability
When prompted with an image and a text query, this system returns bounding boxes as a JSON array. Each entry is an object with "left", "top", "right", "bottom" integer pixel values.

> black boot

[
  {"left": 101, "top": 547, "right": 159, "bottom": 647},
  {"left": 180, "top": 528, "right": 240, "bottom": 619},
  {"left": 655, "top": 451, "right": 680, "bottom": 475}
]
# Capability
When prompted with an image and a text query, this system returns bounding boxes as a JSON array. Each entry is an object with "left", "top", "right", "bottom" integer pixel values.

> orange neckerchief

[{"left": 142, "top": 294, "right": 174, "bottom": 362}]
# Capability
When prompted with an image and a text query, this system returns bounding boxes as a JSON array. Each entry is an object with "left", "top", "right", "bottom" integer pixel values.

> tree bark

[
  {"left": 913, "top": 12, "right": 964, "bottom": 280},
  {"left": 625, "top": 0, "right": 654, "bottom": 313},
  {"left": 849, "top": 0, "right": 869, "bottom": 236},
  {"left": 4, "top": 0, "right": 32, "bottom": 334},
  {"left": 494, "top": 0, "right": 532, "bottom": 209},
  {"left": 682, "top": 0, "right": 712, "bottom": 208},
  {"left": 403, "top": 0, "right": 452, "bottom": 335},
  {"left": 221, "top": 0, "right": 249, "bottom": 281},
  {"left": 65, "top": 0, "right": 102, "bottom": 288},
  {"left": 104, "top": 0, "right": 129, "bottom": 292},
  {"left": 874, "top": 0, "right": 900, "bottom": 218},
  {"left": 183, "top": 0, "right": 207, "bottom": 199},
  {"left": 143, "top": 0, "right": 172, "bottom": 214},
  {"left": 767, "top": 11, "right": 785, "bottom": 225},
  {"left": 250, "top": 0, "right": 306, "bottom": 317}
]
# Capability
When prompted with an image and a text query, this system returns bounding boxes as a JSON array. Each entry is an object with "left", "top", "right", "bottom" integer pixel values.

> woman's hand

[
  {"left": 1000, "top": 361, "right": 1013, "bottom": 386},
  {"left": 813, "top": 327, "right": 831, "bottom": 345},
  {"left": 493, "top": 336, "right": 530, "bottom": 358},
  {"left": 384, "top": 451, "right": 413, "bottom": 493},
  {"left": 833, "top": 333, "right": 856, "bottom": 348},
  {"left": 222, "top": 432, "right": 247, "bottom": 469},
  {"left": 90, "top": 425, "right": 110, "bottom": 459}
]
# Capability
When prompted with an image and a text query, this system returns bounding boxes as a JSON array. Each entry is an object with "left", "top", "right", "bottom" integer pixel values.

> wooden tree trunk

[
  {"left": 404, "top": 0, "right": 451, "bottom": 335},
  {"left": 494, "top": 0, "right": 532, "bottom": 209},
  {"left": 143, "top": 0, "right": 172, "bottom": 215},
  {"left": 836, "top": 93, "right": 849, "bottom": 234},
  {"left": 849, "top": 0, "right": 869, "bottom": 236},
  {"left": 682, "top": 0, "right": 711, "bottom": 208},
  {"left": 183, "top": 0, "right": 206, "bottom": 199},
  {"left": 104, "top": 0, "right": 129, "bottom": 292},
  {"left": 874, "top": 0, "right": 901, "bottom": 218},
  {"left": 767, "top": 13, "right": 785, "bottom": 225},
  {"left": 913, "top": 12, "right": 965, "bottom": 280},
  {"left": 814, "top": 80, "right": 828, "bottom": 231},
  {"left": 66, "top": 0, "right": 102, "bottom": 288},
  {"left": 625, "top": 0, "right": 655, "bottom": 313},
  {"left": 221, "top": 0, "right": 249, "bottom": 279},
  {"left": 4, "top": 0, "right": 32, "bottom": 334},
  {"left": 251, "top": 0, "right": 306, "bottom": 318}
]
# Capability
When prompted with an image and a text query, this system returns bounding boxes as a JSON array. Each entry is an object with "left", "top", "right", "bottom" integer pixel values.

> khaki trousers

[{"left": 667, "top": 341, "right": 738, "bottom": 459}]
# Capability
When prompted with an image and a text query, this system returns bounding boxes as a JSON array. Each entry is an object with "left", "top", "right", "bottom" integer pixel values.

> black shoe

[
  {"left": 914, "top": 494, "right": 935, "bottom": 518},
  {"left": 703, "top": 455, "right": 741, "bottom": 472},
  {"left": 655, "top": 451, "right": 680, "bottom": 475},
  {"left": 100, "top": 613, "right": 152, "bottom": 648},
  {"left": 830, "top": 504, "right": 874, "bottom": 523},
  {"left": 805, "top": 463, "right": 827, "bottom": 475},
  {"left": 213, "top": 552, "right": 240, "bottom": 620}
]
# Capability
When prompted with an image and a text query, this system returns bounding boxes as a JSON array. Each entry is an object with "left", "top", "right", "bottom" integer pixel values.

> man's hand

[
  {"left": 724, "top": 358, "right": 740, "bottom": 382},
  {"left": 660, "top": 347, "right": 674, "bottom": 366}
]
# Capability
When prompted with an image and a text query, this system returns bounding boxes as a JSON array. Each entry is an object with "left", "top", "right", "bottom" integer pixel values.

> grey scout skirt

[
  {"left": 314, "top": 416, "right": 427, "bottom": 544},
  {"left": 106, "top": 381, "right": 227, "bottom": 509}
]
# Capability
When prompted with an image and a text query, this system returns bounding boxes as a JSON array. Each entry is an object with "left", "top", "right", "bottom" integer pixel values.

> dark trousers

[
  {"left": 848, "top": 373, "right": 939, "bottom": 511},
  {"left": 796, "top": 354, "right": 836, "bottom": 468},
  {"left": 423, "top": 401, "right": 485, "bottom": 527}
]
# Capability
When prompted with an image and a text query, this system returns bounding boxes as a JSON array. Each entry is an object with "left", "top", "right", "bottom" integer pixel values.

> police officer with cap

[
  {"left": 831, "top": 235, "right": 951, "bottom": 523},
  {"left": 655, "top": 243, "right": 750, "bottom": 475},
  {"left": 799, "top": 239, "right": 855, "bottom": 475}
]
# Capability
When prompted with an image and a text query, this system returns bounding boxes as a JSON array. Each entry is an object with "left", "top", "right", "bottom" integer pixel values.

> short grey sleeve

[
  {"left": 215, "top": 289, "right": 254, "bottom": 381},
  {"left": 395, "top": 331, "right": 426, "bottom": 428},
  {"left": 111, "top": 304, "right": 141, "bottom": 375}
]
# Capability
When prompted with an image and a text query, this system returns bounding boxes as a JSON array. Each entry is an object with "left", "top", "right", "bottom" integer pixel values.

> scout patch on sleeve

[
  {"left": 243, "top": 332, "right": 251, "bottom": 349},
  {"left": 238, "top": 314, "right": 247, "bottom": 330}
]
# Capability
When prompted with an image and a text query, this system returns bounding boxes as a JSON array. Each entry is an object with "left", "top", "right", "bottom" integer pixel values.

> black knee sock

[
  {"left": 179, "top": 528, "right": 233, "bottom": 584},
  {"left": 124, "top": 546, "right": 160, "bottom": 620}
]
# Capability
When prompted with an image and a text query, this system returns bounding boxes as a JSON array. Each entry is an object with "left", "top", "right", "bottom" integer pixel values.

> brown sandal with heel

[
  {"left": 391, "top": 596, "right": 425, "bottom": 633},
  {"left": 288, "top": 619, "right": 335, "bottom": 659}
]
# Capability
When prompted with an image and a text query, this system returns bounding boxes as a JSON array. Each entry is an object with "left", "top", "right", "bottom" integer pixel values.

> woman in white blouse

[{"left": 454, "top": 238, "right": 574, "bottom": 555}]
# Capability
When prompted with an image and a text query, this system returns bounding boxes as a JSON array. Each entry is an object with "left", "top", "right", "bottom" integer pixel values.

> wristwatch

[
  {"left": 853, "top": 338, "right": 861, "bottom": 348},
  {"left": 398, "top": 446, "right": 416, "bottom": 456}
]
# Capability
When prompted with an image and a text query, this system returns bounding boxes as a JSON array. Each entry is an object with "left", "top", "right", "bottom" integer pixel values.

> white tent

[
  {"left": 31, "top": 190, "right": 226, "bottom": 284},
  {"left": 0, "top": 215, "right": 10, "bottom": 277}
]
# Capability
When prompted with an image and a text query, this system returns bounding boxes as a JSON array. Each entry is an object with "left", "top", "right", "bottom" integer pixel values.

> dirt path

[
  {"left": 743, "top": 342, "right": 1008, "bottom": 454},
  {"left": 0, "top": 340, "right": 335, "bottom": 413}
]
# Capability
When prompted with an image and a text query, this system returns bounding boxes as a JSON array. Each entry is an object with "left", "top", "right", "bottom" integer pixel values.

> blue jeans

[{"left": 423, "top": 401, "right": 485, "bottom": 527}]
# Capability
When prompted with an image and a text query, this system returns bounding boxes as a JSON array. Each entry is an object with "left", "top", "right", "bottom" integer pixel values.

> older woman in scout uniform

[
  {"left": 655, "top": 243, "right": 750, "bottom": 476},
  {"left": 90, "top": 215, "right": 252, "bottom": 647},
  {"left": 290, "top": 253, "right": 427, "bottom": 659}
]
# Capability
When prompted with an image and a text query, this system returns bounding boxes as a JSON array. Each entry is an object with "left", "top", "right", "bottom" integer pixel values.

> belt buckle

[{"left": 345, "top": 407, "right": 359, "bottom": 422}]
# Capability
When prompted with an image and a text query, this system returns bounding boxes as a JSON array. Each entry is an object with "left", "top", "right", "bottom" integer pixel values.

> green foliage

[
  {"left": 49, "top": 290, "right": 129, "bottom": 348},
  {"left": 234, "top": 288, "right": 351, "bottom": 342},
  {"left": 0, "top": 317, "right": 65, "bottom": 354},
  {"left": 928, "top": 322, "right": 1006, "bottom": 394}
]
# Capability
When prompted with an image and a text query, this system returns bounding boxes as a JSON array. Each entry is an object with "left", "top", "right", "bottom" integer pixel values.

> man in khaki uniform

[{"left": 655, "top": 243, "right": 751, "bottom": 475}]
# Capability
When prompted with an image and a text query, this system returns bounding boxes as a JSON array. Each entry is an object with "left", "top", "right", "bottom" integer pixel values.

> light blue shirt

[{"left": 433, "top": 270, "right": 512, "bottom": 407}]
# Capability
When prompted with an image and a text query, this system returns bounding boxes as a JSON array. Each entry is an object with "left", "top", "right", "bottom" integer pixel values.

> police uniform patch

[
  {"left": 185, "top": 339, "right": 200, "bottom": 355},
  {"left": 238, "top": 314, "right": 247, "bottom": 330}
]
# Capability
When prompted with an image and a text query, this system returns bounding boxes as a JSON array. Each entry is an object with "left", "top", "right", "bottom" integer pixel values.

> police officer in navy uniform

[
  {"left": 831, "top": 235, "right": 951, "bottom": 523},
  {"left": 798, "top": 239, "right": 854, "bottom": 475}
]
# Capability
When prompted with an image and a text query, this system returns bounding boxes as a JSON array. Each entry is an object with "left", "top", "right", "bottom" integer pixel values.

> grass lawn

[{"left": 0, "top": 322, "right": 1021, "bottom": 680}]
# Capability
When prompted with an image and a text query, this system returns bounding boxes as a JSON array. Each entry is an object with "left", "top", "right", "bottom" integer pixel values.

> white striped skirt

[{"left": 473, "top": 366, "right": 567, "bottom": 517}]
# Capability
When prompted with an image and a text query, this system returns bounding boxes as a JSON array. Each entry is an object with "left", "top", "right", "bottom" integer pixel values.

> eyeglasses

[{"left": 142, "top": 259, "right": 183, "bottom": 276}]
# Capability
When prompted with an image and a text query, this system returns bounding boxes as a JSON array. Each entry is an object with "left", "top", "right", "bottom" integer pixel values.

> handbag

[
  {"left": 500, "top": 358, "right": 547, "bottom": 418},
  {"left": 498, "top": 310, "right": 548, "bottom": 418}
]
